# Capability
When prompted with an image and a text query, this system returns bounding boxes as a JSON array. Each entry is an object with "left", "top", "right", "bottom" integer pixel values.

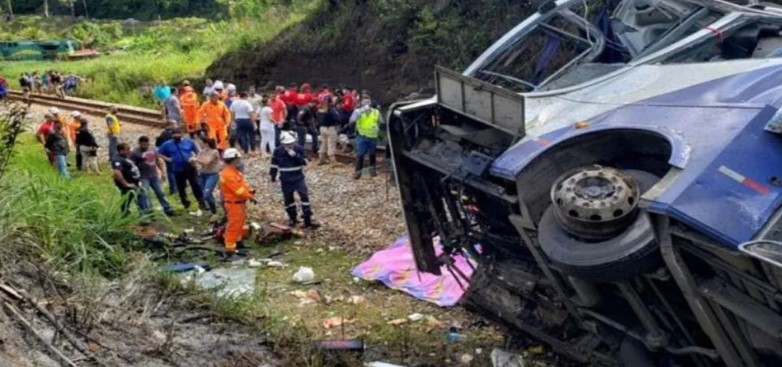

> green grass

[
  {"left": 0, "top": 131, "right": 501, "bottom": 366},
  {"left": 0, "top": 2, "right": 322, "bottom": 108}
]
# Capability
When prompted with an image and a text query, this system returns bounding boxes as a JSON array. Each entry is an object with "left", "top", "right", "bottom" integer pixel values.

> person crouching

[
  {"left": 219, "top": 148, "right": 256, "bottom": 261},
  {"left": 270, "top": 132, "right": 320, "bottom": 229}
]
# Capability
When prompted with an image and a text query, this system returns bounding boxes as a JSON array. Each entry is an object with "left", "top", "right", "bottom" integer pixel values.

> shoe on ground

[
  {"left": 189, "top": 209, "right": 203, "bottom": 217},
  {"left": 370, "top": 170, "right": 378, "bottom": 177},
  {"left": 288, "top": 219, "right": 299, "bottom": 228},
  {"left": 165, "top": 210, "right": 177, "bottom": 217},
  {"left": 221, "top": 252, "right": 244, "bottom": 263},
  {"left": 353, "top": 172, "right": 361, "bottom": 180},
  {"left": 318, "top": 159, "right": 328, "bottom": 166},
  {"left": 304, "top": 220, "right": 321, "bottom": 230}
]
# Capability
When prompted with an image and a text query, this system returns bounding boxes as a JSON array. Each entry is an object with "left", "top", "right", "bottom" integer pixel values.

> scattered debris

[
  {"left": 407, "top": 313, "right": 424, "bottom": 322},
  {"left": 365, "top": 362, "right": 406, "bottom": 367},
  {"left": 426, "top": 315, "right": 446, "bottom": 328},
  {"left": 183, "top": 228, "right": 195, "bottom": 234},
  {"left": 459, "top": 353, "right": 474, "bottom": 365},
  {"left": 322, "top": 317, "right": 353, "bottom": 329},
  {"left": 248, "top": 259, "right": 264, "bottom": 268},
  {"left": 523, "top": 345, "right": 545, "bottom": 356},
  {"left": 446, "top": 327, "right": 467, "bottom": 342},
  {"left": 157, "top": 262, "right": 211, "bottom": 273},
  {"left": 186, "top": 268, "right": 256, "bottom": 298},
  {"left": 267, "top": 260, "right": 285, "bottom": 268},
  {"left": 387, "top": 318, "right": 408, "bottom": 326},
  {"left": 188, "top": 209, "right": 203, "bottom": 217},
  {"left": 292, "top": 266, "right": 316, "bottom": 283},
  {"left": 491, "top": 348, "right": 525, "bottom": 367},
  {"left": 313, "top": 339, "right": 365, "bottom": 353},
  {"left": 348, "top": 295, "right": 366, "bottom": 305}
]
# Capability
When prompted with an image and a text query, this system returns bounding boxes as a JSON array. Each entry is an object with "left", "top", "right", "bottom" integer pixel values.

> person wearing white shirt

[
  {"left": 230, "top": 92, "right": 256, "bottom": 154},
  {"left": 258, "top": 97, "right": 276, "bottom": 159}
]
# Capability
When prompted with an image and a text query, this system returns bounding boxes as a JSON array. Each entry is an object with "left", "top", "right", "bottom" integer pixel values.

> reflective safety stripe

[
  {"left": 278, "top": 166, "right": 303, "bottom": 172},
  {"left": 236, "top": 187, "right": 246, "bottom": 195},
  {"left": 301, "top": 202, "right": 311, "bottom": 206},
  {"left": 285, "top": 203, "right": 297, "bottom": 208}
]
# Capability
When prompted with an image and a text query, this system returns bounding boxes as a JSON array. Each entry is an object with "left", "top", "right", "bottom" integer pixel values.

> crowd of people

[
  {"left": 19, "top": 70, "right": 83, "bottom": 99},
  {"left": 34, "top": 77, "right": 388, "bottom": 262}
]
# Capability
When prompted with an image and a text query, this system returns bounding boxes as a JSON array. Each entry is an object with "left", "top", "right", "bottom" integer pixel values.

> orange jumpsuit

[
  {"left": 67, "top": 118, "right": 81, "bottom": 147},
  {"left": 219, "top": 165, "right": 255, "bottom": 252},
  {"left": 197, "top": 100, "right": 231, "bottom": 150},
  {"left": 180, "top": 88, "right": 200, "bottom": 134}
]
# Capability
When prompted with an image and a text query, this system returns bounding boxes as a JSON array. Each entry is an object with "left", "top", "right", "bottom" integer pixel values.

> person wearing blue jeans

[
  {"left": 230, "top": 92, "right": 256, "bottom": 155},
  {"left": 131, "top": 136, "right": 176, "bottom": 217},
  {"left": 349, "top": 96, "right": 383, "bottom": 179},
  {"left": 165, "top": 162, "right": 177, "bottom": 195},
  {"left": 193, "top": 137, "right": 221, "bottom": 215},
  {"left": 45, "top": 122, "right": 70, "bottom": 178}
]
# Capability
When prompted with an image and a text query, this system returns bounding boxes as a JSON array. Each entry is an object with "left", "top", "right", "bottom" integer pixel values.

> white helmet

[
  {"left": 70, "top": 110, "right": 82, "bottom": 118},
  {"left": 280, "top": 131, "right": 296, "bottom": 145},
  {"left": 213, "top": 80, "right": 224, "bottom": 90},
  {"left": 49, "top": 107, "right": 60, "bottom": 114},
  {"left": 223, "top": 148, "right": 242, "bottom": 160},
  {"left": 227, "top": 83, "right": 237, "bottom": 93}
]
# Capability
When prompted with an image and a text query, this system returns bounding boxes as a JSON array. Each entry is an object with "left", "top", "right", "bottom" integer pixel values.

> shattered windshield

[{"left": 467, "top": 0, "right": 722, "bottom": 92}]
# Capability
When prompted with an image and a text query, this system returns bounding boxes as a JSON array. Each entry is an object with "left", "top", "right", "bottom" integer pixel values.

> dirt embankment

[{"left": 207, "top": 0, "right": 534, "bottom": 104}]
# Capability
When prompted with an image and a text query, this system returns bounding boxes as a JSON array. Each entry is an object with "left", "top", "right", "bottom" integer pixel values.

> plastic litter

[
  {"left": 292, "top": 266, "right": 315, "bottom": 283},
  {"left": 459, "top": 354, "right": 474, "bottom": 365},
  {"left": 267, "top": 261, "right": 285, "bottom": 268},
  {"left": 365, "top": 362, "right": 405, "bottom": 367},
  {"left": 491, "top": 348, "right": 524, "bottom": 367},
  {"left": 313, "top": 339, "right": 365, "bottom": 353},
  {"left": 184, "top": 268, "right": 256, "bottom": 298},
  {"left": 446, "top": 327, "right": 466, "bottom": 342},
  {"left": 407, "top": 313, "right": 424, "bottom": 322},
  {"left": 248, "top": 259, "right": 264, "bottom": 268},
  {"left": 348, "top": 295, "right": 366, "bottom": 305}
]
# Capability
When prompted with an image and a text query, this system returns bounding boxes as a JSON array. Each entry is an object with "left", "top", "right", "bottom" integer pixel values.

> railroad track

[
  {"left": 6, "top": 90, "right": 385, "bottom": 166},
  {"left": 7, "top": 90, "right": 164, "bottom": 127}
]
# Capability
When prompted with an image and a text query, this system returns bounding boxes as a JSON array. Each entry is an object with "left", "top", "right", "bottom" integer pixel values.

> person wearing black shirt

[
  {"left": 111, "top": 143, "right": 145, "bottom": 216},
  {"left": 75, "top": 119, "right": 100, "bottom": 173},
  {"left": 296, "top": 99, "right": 319, "bottom": 155},
  {"left": 316, "top": 96, "right": 342, "bottom": 165}
]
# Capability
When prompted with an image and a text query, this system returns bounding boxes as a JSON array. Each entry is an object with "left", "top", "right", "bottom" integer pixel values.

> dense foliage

[{"left": 4, "top": 0, "right": 225, "bottom": 20}]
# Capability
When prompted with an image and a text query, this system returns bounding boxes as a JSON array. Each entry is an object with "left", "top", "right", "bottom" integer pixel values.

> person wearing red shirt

[
  {"left": 317, "top": 84, "right": 333, "bottom": 108},
  {"left": 37, "top": 114, "right": 57, "bottom": 165},
  {"left": 283, "top": 83, "right": 299, "bottom": 128},
  {"left": 296, "top": 83, "right": 314, "bottom": 108},
  {"left": 272, "top": 86, "right": 288, "bottom": 146}
]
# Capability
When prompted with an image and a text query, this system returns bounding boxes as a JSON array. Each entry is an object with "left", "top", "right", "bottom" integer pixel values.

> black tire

[{"left": 538, "top": 169, "right": 661, "bottom": 282}]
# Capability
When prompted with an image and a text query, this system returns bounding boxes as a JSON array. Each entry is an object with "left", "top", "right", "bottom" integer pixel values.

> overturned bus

[{"left": 387, "top": 0, "right": 782, "bottom": 365}]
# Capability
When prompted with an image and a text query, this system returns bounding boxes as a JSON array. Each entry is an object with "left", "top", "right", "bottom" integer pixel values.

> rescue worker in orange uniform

[
  {"left": 197, "top": 91, "right": 232, "bottom": 151},
  {"left": 219, "top": 148, "right": 256, "bottom": 261},
  {"left": 179, "top": 81, "right": 200, "bottom": 138}
]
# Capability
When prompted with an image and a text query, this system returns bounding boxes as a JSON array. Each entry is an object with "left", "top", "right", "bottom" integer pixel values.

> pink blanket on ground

[{"left": 351, "top": 236, "right": 478, "bottom": 307}]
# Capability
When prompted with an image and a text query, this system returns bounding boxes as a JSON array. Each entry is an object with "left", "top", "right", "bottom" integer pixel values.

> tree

[
  {"left": 5, "top": 0, "right": 13, "bottom": 19},
  {"left": 82, "top": 0, "right": 88, "bottom": 18},
  {"left": 43, "top": 0, "right": 49, "bottom": 17},
  {"left": 59, "top": 0, "right": 76, "bottom": 18}
]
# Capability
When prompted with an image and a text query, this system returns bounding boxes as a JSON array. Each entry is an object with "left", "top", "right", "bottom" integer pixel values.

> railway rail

[{"left": 6, "top": 90, "right": 385, "bottom": 165}]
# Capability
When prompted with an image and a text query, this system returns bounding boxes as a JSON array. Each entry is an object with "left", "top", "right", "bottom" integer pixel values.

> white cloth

[
  {"left": 230, "top": 100, "right": 254, "bottom": 119},
  {"left": 248, "top": 94, "right": 263, "bottom": 114},
  {"left": 203, "top": 86, "right": 214, "bottom": 96},
  {"left": 258, "top": 106, "right": 275, "bottom": 131},
  {"left": 260, "top": 128, "right": 276, "bottom": 155}
]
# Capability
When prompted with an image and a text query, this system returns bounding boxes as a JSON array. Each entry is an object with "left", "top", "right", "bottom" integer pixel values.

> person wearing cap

[
  {"left": 67, "top": 111, "right": 83, "bottom": 169},
  {"left": 157, "top": 128, "right": 207, "bottom": 212},
  {"left": 219, "top": 148, "right": 256, "bottom": 260},
  {"left": 349, "top": 95, "right": 384, "bottom": 179},
  {"left": 106, "top": 106, "right": 121, "bottom": 162},
  {"left": 270, "top": 132, "right": 320, "bottom": 229},
  {"left": 197, "top": 91, "right": 232, "bottom": 151},
  {"left": 180, "top": 84, "right": 200, "bottom": 138},
  {"left": 37, "top": 113, "right": 58, "bottom": 165},
  {"left": 45, "top": 120, "right": 70, "bottom": 178},
  {"left": 75, "top": 118, "right": 100, "bottom": 173}
]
